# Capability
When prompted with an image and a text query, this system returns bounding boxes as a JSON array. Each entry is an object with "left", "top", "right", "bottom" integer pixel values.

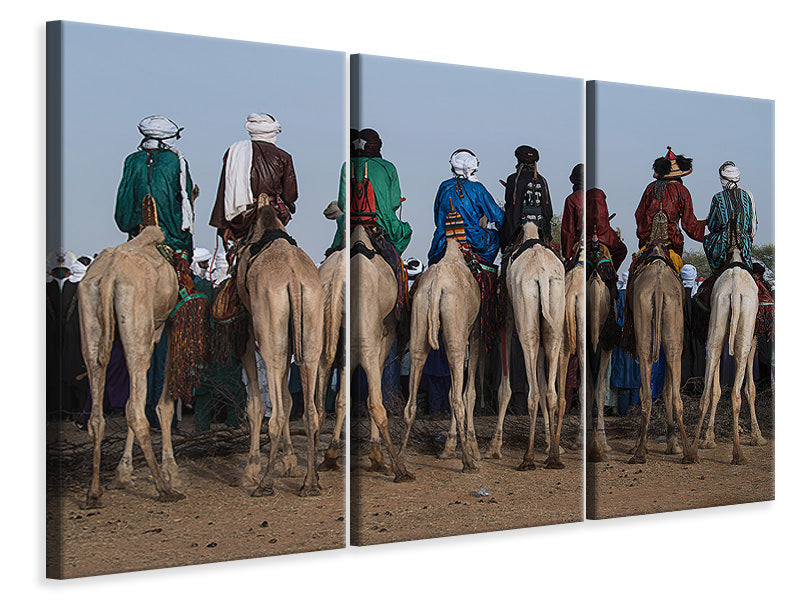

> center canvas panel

[{"left": 349, "top": 55, "right": 584, "bottom": 545}]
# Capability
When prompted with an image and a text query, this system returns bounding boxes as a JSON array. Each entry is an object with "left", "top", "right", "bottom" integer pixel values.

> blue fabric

[
  {"left": 703, "top": 188, "right": 754, "bottom": 272},
  {"left": 610, "top": 291, "right": 641, "bottom": 389},
  {"left": 427, "top": 178, "right": 505, "bottom": 265},
  {"left": 650, "top": 346, "right": 665, "bottom": 399}
]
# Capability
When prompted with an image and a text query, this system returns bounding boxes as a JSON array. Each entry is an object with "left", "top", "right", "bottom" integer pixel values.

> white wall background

[{"left": 4, "top": 1, "right": 797, "bottom": 598}]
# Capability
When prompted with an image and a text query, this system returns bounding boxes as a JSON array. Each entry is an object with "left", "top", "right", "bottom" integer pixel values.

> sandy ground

[
  {"left": 587, "top": 392, "right": 775, "bottom": 519},
  {"left": 351, "top": 414, "right": 583, "bottom": 545},
  {"left": 46, "top": 415, "right": 345, "bottom": 579}
]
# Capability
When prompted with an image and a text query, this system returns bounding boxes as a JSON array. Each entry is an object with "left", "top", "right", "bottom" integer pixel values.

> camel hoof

[
  {"left": 628, "top": 455, "right": 646, "bottom": 465},
  {"left": 751, "top": 435, "right": 768, "bottom": 447},
  {"left": 731, "top": 456, "right": 748, "bottom": 465},
  {"left": 281, "top": 456, "right": 300, "bottom": 478},
  {"left": 626, "top": 446, "right": 637, "bottom": 455},
  {"left": 665, "top": 445, "right": 682, "bottom": 456},
  {"left": 484, "top": 450, "right": 502, "bottom": 460},
  {"left": 108, "top": 477, "right": 134, "bottom": 490},
  {"left": 251, "top": 485, "right": 275, "bottom": 497},
  {"left": 516, "top": 460, "right": 536, "bottom": 471},
  {"left": 156, "top": 489, "right": 185, "bottom": 503},
  {"left": 318, "top": 457, "right": 340, "bottom": 472},
  {"left": 84, "top": 495, "right": 104, "bottom": 509},
  {"left": 368, "top": 460, "right": 389, "bottom": 473},
  {"left": 393, "top": 471, "right": 415, "bottom": 483},
  {"left": 437, "top": 450, "right": 456, "bottom": 460},
  {"left": 602, "top": 443, "right": 613, "bottom": 453},
  {"left": 544, "top": 458, "right": 566, "bottom": 470},
  {"left": 699, "top": 439, "right": 716, "bottom": 450},
  {"left": 681, "top": 453, "right": 700, "bottom": 465},
  {"left": 461, "top": 464, "right": 479, "bottom": 474},
  {"left": 299, "top": 485, "right": 321, "bottom": 497}
]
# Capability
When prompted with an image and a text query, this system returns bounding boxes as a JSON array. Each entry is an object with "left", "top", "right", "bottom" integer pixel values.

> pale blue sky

[
  {"left": 356, "top": 55, "right": 583, "bottom": 263},
  {"left": 59, "top": 22, "right": 344, "bottom": 262},
  {"left": 590, "top": 81, "right": 774, "bottom": 271}
]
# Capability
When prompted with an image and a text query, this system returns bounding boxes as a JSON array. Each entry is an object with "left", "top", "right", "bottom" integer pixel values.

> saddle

[{"left": 585, "top": 237, "right": 618, "bottom": 299}]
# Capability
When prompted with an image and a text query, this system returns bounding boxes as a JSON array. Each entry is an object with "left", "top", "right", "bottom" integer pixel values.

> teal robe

[
  {"left": 343, "top": 157, "right": 412, "bottom": 254},
  {"left": 115, "top": 149, "right": 194, "bottom": 252},
  {"left": 703, "top": 188, "right": 755, "bottom": 272}
]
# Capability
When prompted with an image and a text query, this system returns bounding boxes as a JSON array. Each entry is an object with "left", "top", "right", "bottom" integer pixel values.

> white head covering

[
  {"left": 617, "top": 270, "right": 629, "bottom": 290},
  {"left": 719, "top": 161, "right": 741, "bottom": 190},
  {"left": 680, "top": 264, "right": 698, "bottom": 295},
  {"left": 68, "top": 261, "right": 87, "bottom": 283},
  {"left": 405, "top": 257, "right": 424, "bottom": 278},
  {"left": 191, "top": 247, "right": 213, "bottom": 279},
  {"left": 246, "top": 113, "right": 282, "bottom": 144},
  {"left": 450, "top": 150, "right": 480, "bottom": 182},
  {"left": 223, "top": 113, "right": 283, "bottom": 222},
  {"left": 210, "top": 253, "right": 230, "bottom": 285},
  {"left": 137, "top": 116, "right": 194, "bottom": 234}
]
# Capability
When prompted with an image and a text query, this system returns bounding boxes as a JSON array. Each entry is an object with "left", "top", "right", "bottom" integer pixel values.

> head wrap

[
  {"left": 246, "top": 113, "right": 282, "bottom": 144},
  {"left": 355, "top": 128, "right": 382, "bottom": 158},
  {"left": 137, "top": 116, "right": 193, "bottom": 234},
  {"left": 514, "top": 145, "right": 539, "bottom": 166},
  {"left": 680, "top": 264, "right": 698, "bottom": 295},
  {"left": 617, "top": 270, "right": 629, "bottom": 290},
  {"left": 68, "top": 261, "right": 87, "bottom": 283},
  {"left": 449, "top": 149, "right": 480, "bottom": 182},
  {"left": 719, "top": 161, "right": 740, "bottom": 190},
  {"left": 210, "top": 253, "right": 230, "bottom": 285},
  {"left": 405, "top": 257, "right": 423, "bottom": 278},
  {"left": 193, "top": 247, "right": 213, "bottom": 263},
  {"left": 569, "top": 163, "right": 584, "bottom": 191}
]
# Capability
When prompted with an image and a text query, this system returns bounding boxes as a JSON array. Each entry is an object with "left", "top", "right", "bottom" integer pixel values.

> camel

[
  {"left": 400, "top": 236, "right": 482, "bottom": 472},
  {"left": 78, "top": 226, "right": 185, "bottom": 507},
  {"left": 628, "top": 244, "right": 696, "bottom": 464},
  {"left": 692, "top": 248, "right": 765, "bottom": 463},
  {"left": 561, "top": 243, "right": 585, "bottom": 452},
  {"left": 487, "top": 221, "right": 566, "bottom": 469},
  {"left": 237, "top": 204, "right": 324, "bottom": 497},
  {"left": 316, "top": 248, "right": 347, "bottom": 471},
  {"left": 586, "top": 246, "right": 613, "bottom": 458},
  {"left": 351, "top": 224, "right": 414, "bottom": 481}
]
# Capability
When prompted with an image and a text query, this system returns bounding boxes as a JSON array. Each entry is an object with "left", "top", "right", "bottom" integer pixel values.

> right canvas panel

[{"left": 586, "top": 81, "right": 775, "bottom": 519}]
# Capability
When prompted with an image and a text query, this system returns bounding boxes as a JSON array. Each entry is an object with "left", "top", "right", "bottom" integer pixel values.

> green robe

[
  {"left": 115, "top": 149, "right": 194, "bottom": 252},
  {"left": 339, "top": 157, "right": 412, "bottom": 254}
]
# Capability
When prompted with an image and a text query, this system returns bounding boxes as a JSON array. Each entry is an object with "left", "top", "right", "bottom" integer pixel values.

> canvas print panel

[
  {"left": 585, "top": 81, "right": 774, "bottom": 518},
  {"left": 350, "top": 55, "right": 584, "bottom": 545},
  {"left": 46, "top": 22, "right": 346, "bottom": 578}
]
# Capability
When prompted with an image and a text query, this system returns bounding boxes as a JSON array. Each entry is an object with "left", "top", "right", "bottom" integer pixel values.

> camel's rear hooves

[
  {"left": 84, "top": 496, "right": 104, "bottom": 509},
  {"left": 156, "top": 490, "right": 185, "bottom": 503},
  {"left": 318, "top": 458, "right": 340, "bottom": 472},
  {"left": 731, "top": 457, "right": 748, "bottom": 465},
  {"left": 251, "top": 486, "right": 275, "bottom": 497},
  {"left": 298, "top": 486, "right": 322, "bottom": 497},
  {"left": 544, "top": 459, "right": 566, "bottom": 469},
  {"left": 461, "top": 465, "right": 479, "bottom": 474},
  {"left": 516, "top": 461, "right": 536, "bottom": 471},
  {"left": 751, "top": 437, "right": 769, "bottom": 447},
  {"left": 394, "top": 472, "right": 415, "bottom": 483},
  {"left": 699, "top": 440, "right": 717, "bottom": 449},
  {"left": 628, "top": 456, "right": 647, "bottom": 465}
]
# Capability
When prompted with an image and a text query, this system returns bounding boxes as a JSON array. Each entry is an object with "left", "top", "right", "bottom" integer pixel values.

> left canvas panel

[{"left": 46, "top": 22, "right": 346, "bottom": 578}]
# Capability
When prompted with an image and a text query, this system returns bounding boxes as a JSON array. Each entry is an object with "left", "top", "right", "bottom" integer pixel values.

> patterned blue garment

[
  {"left": 427, "top": 177, "right": 505, "bottom": 265},
  {"left": 703, "top": 188, "right": 755, "bottom": 272}
]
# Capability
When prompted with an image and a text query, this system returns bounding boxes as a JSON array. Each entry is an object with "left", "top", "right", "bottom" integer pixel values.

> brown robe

[{"left": 210, "top": 141, "right": 298, "bottom": 238}]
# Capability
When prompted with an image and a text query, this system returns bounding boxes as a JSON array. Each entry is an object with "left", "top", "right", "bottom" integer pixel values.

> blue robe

[
  {"left": 703, "top": 188, "right": 754, "bottom": 272},
  {"left": 427, "top": 178, "right": 505, "bottom": 265}
]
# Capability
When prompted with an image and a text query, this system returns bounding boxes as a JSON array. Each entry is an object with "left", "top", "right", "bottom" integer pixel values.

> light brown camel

[
  {"left": 628, "top": 244, "right": 697, "bottom": 464},
  {"left": 586, "top": 262, "right": 613, "bottom": 457},
  {"left": 561, "top": 243, "right": 585, "bottom": 452},
  {"left": 400, "top": 237, "right": 482, "bottom": 472},
  {"left": 316, "top": 248, "right": 347, "bottom": 471},
  {"left": 237, "top": 205, "right": 324, "bottom": 497},
  {"left": 487, "top": 221, "right": 566, "bottom": 469},
  {"left": 692, "top": 248, "right": 765, "bottom": 463},
  {"left": 351, "top": 225, "right": 414, "bottom": 481},
  {"left": 78, "top": 226, "right": 185, "bottom": 507}
]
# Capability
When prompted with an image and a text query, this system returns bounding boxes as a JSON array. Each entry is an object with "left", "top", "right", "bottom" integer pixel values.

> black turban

[
  {"left": 569, "top": 163, "right": 584, "bottom": 188},
  {"left": 515, "top": 145, "right": 539, "bottom": 165}
]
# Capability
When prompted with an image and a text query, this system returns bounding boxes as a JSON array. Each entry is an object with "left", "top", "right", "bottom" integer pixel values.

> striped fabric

[
  {"left": 444, "top": 208, "right": 469, "bottom": 249},
  {"left": 704, "top": 188, "right": 754, "bottom": 272}
]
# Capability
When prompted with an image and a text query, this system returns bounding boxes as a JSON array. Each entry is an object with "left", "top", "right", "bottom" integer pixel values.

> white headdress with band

[
  {"left": 719, "top": 161, "right": 741, "bottom": 190},
  {"left": 223, "top": 113, "right": 283, "bottom": 221},
  {"left": 450, "top": 149, "right": 480, "bottom": 182},
  {"left": 137, "top": 116, "right": 194, "bottom": 234}
]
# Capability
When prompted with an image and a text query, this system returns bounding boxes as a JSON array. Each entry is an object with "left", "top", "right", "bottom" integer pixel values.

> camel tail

[
  {"left": 565, "top": 289, "right": 577, "bottom": 355},
  {"left": 728, "top": 288, "right": 741, "bottom": 357},
  {"left": 651, "top": 280, "right": 663, "bottom": 365},
  {"left": 539, "top": 274, "right": 554, "bottom": 329},
  {"left": 427, "top": 272, "right": 442, "bottom": 350},
  {"left": 290, "top": 280, "right": 305, "bottom": 365},
  {"left": 323, "top": 278, "right": 344, "bottom": 365},
  {"left": 96, "top": 270, "right": 116, "bottom": 367}
]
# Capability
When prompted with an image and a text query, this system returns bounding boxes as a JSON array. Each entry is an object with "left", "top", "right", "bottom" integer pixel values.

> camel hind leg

[
  {"left": 463, "top": 327, "right": 481, "bottom": 461},
  {"left": 299, "top": 360, "right": 321, "bottom": 496},
  {"left": 401, "top": 300, "right": 432, "bottom": 456},
  {"left": 240, "top": 336, "right": 265, "bottom": 489},
  {"left": 280, "top": 378, "right": 299, "bottom": 477},
  {"left": 253, "top": 357, "right": 290, "bottom": 497},
  {"left": 517, "top": 335, "right": 540, "bottom": 471},
  {"left": 155, "top": 333, "right": 182, "bottom": 488},
  {"left": 487, "top": 321, "right": 512, "bottom": 459},
  {"left": 320, "top": 366, "right": 346, "bottom": 471},
  {"left": 746, "top": 339, "right": 767, "bottom": 446},
  {"left": 84, "top": 358, "right": 108, "bottom": 508}
]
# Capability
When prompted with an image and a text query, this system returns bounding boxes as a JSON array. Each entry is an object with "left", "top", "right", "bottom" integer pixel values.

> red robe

[
  {"left": 634, "top": 178, "right": 705, "bottom": 255},
  {"left": 586, "top": 188, "right": 627, "bottom": 271},
  {"left": 561, "top": 189, "right": 583, "bottom": 262}
]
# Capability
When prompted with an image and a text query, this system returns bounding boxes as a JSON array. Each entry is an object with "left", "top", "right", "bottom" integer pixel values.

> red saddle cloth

[{"left": 351, "top": 162, "right": 378, "bottom": 227}]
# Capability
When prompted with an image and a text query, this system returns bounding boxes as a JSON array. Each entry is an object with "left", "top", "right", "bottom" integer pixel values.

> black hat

[{"left": 514, "top": 145, "right": 539, "bottom": 165}]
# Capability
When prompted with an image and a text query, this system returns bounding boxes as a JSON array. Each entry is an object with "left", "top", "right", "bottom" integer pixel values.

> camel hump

[{"left": 126, "top": 226, "right": 165, "bottom": 250}]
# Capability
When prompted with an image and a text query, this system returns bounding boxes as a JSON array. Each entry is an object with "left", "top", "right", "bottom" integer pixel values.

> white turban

[
  {"left": 720, "top": 162, "right": 741, "bottom": 190},
  {"left": 193, "top": 247, "right": 213, "bottom": 263},
  {"left": 137, "top": 115, "right": 193, "bottom": 235},
  {"left": 680, "top": 264, "right": 698, "bottom": 295},
  {"left": 450, "top": 150, "right": 480, "bottom": 182},
  {"left": 68, "top": 261, "right": 87, "bottom": 283},
  {"left": 246, "top": 113, "right": 282, "bottom": 143},
  {"left": 617, "top": 270, "right": 629, "bottom": 290}
]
